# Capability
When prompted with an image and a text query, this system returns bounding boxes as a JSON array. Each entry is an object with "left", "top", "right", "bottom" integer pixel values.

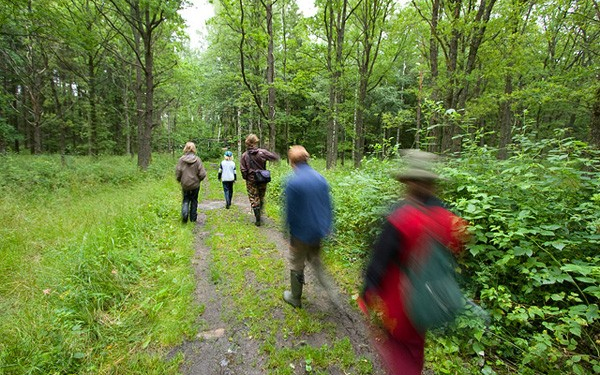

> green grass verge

[
  {"left": 202, "top": 200, "right": 373, "bottom": 374},
  {"left": 0, "top": 155, "right": 199, "bottom": 374}
]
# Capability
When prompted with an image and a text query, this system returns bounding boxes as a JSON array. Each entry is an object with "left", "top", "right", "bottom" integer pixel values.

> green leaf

[
  {"left": 472, "top": 342, "right": 485, "bottom": 356},
  {"left": 561, "top": 264, "right": 593, "bottom": 275},
  {"left": 549, "top": 293, "right": 564, "bottom": 301},
  {"left": 572, "top": 364, "right": 585, "bottom": 375},
  {"left": 583, "top": 286, "right": 600, "bottom": 298},
  {"left": 575, "top": 277, "right": 597, "bottom": 284},
  {"left": 513, "top": 246, "right": 533, "bottom": 256},
  {"left": 569, "top": 325, "right": 581, "bottom": 337}
]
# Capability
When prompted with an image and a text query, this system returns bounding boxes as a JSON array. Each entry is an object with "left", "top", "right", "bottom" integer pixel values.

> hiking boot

[
  {"left": 283, "top": 270, "right": 304, "bottom": 308},
  {"left": 253, "top": 207, "right": 261, "bottom": 226}
]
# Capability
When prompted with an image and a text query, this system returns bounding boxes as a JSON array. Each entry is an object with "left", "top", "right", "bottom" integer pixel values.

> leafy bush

[
  {"left": 439, "top": 135, "right": 600, "bottom": 374},
  {"left": 268, "top": 135, "right": 599, "bottom": 374}
]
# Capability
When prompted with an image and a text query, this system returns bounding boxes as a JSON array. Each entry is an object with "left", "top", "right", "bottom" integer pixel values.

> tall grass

[{"left": 0, "top": 154, "right": 199, "bottom": 374}]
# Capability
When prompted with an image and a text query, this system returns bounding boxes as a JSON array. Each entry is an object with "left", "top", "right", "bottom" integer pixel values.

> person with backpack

[
  {"left": 358, "top": 150, "right": 469, "bottom": 375},
  {"left": 218, "top": 151, "right": 237, "bottom": 209},
  {"left": 175, "top": 142, "right": 207, "bottom": 224},
  {"left": 240, "top": 134, "right": 279, "bottom": 226}
]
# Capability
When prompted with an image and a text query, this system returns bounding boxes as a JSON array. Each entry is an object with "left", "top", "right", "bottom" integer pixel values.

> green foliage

[
  {"left": 436, "top": 133, "right": 600, "bottom": 374},
  {"left": 0, "top": 154, "right": 176, "bottom": 195},
  {"left": 268, "top": 133, "right": 599, "bottom": 374},
  {"left": 0, "top": 155, "right": 198, "bottom": 374}
]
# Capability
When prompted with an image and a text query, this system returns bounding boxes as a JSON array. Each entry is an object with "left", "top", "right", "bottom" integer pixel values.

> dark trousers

[
  {"left": 222, "top": 181, "right": 234, "bottom": 206},
  {"left": 181, "top": 187, "right": 199, "bottom": 223}
]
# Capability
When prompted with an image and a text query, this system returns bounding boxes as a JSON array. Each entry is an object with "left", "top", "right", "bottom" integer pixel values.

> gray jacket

[{"left": 176, "top": 153, "right": 207, "bottom": 190}]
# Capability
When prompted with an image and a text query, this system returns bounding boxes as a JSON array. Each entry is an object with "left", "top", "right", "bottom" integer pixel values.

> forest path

[{"left": 174, "top": 184, "right": 385, "bottom": 375}]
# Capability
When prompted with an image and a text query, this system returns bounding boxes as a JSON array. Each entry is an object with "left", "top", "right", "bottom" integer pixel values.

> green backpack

[{"left": 403, "top": 235, "right": 466, "bottom": 333}]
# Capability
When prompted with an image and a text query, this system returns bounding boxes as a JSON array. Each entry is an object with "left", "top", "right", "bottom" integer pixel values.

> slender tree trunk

[
  {"left": 237, "top": 107, "right": 242, "bottom": 158},
  {"left": 134, "top": 58, "right": 144, "bottom": 162},
  {"left": 590, "top": 78, "right": 600, "bottom": 148},
  {"left": 139, "top": 23, "right": 154, "bottom": 170},
  {"left": 498, "top": 74, "right": 514, "bottom": 159},
  {"left": 123, "top": 75, "right": 132, "bottom": 156},
  {"left": 50, "top": 71, "right": 67, "bottom": 163},
  {"left": 354, "top": 74, "right": 368, "bottom": 167},
  {"left": 88, "top": 55, "right": 99, "bottom": 156},
  {"left": 325, "top": 0, "right": 348, "bottom": 169},
  {"left": 415, "top": 71, "right": 423, "bottom": 148},
  {"left": 427, "top": 0, "right": 440, "bottom": 152},
  {"left": 265, "top": 0, "right": 276, "bottom": 151}
]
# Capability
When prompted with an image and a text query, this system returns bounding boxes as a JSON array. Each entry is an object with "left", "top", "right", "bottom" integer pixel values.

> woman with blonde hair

[
  {"left": 218, "top": 150, "right": 237, "bottom": 209},
  {"left": 175, "top": 142, "right": 207, "bottom": 223},
  {"left": 240, "top": 134, "right": 279, "bottom": 226}
]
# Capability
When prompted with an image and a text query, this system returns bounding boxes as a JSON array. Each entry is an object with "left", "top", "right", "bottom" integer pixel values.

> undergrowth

[
  {"left": 0, "top": 154, "right": 198, "bottom": 374},
  {"left": 265, "top": 134, "right": 600, "bottom": 374},
  {"left": 2, "top": 134, "right": 598, "bottom": 375}
]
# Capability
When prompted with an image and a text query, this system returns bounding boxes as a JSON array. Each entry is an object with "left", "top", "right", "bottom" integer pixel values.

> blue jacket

[{"left": 285, "top": 163, "right": 333, "bottom": 244}]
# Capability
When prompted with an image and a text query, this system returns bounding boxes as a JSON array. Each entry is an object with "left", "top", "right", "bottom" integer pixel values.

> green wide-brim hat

[{"left": 393, "top": 149, "right": 441, "bottom": 182}]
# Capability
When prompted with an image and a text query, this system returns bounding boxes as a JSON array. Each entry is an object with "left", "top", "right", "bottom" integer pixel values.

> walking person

[
  {"left": 240, "top": 134, "right": 279, "bottom": 226},
  {"left": 282, "top": 145, "right": 340, "bottom": 309},
  {"left": 358, "top": 150, "right": 469, "bottom": 375},
  {"left": 218, "top": 151, "right": 237, "bottom": 209},
  {"left": 175, "top": 142, "right": 207, "bottom": 224}
]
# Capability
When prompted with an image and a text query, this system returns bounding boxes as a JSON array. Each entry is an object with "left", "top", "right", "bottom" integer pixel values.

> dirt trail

[{"left": 174, "top": 191, "right": 385, "bottom": 375}]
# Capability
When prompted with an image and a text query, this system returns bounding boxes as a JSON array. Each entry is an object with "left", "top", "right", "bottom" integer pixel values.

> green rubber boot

[{"left": 283, "top": 270, "right": 304, "bottom": 308}]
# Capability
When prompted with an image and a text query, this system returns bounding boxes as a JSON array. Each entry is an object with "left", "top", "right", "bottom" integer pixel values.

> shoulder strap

[{"left": 246, "top": 152, "right": 263, "bottom": 170}]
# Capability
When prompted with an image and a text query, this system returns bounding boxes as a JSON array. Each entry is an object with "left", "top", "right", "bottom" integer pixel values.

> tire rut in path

[{"left": 175, "top": 195, "right": 385, "bottom": 374}]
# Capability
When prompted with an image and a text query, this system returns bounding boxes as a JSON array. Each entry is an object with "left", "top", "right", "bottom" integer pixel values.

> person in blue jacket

[{"left": 283, "top": 145, "right": 339, "bottom": 308}]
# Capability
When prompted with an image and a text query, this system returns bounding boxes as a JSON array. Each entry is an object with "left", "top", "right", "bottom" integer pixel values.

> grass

[
  {"left": 0, "top": 153, "right": 480, "bottom": 374},
  {"left": 0, "top": 154, "right": 199, "bottom": 374},
  {"left": 200, "top": 168, "right": 375, "bottom": 374}
]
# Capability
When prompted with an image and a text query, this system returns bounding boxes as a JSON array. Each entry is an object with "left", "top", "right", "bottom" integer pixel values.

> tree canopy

[{"left": 1, "top": 0, "right": 598, "bottom": 165}]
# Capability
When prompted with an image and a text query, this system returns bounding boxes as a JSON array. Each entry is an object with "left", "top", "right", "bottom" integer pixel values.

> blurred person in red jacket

[{"left": 358, "top": 150, "right": 468, "bottom": 375}]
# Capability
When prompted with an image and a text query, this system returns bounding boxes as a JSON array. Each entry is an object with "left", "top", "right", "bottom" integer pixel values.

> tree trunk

[
  {"left": 139, "top": 16, "right": 154, "bottom": 170},
  {"left": 50, "top": 71, "right": 67, "bottom": 162},
  {"left": 590, "top": 79, "right": 600, "bottom": 148},
  {"left": 88, "top": 54, "right": 98, "bottom": 156},
  {"left": 325, "top": 0, "right": 348, "bottom": 169},
  {"left": 237, "top": 107, "right": 242, "bottom": 158},
  {"left": 498, "top": 73, "right": 513, "bottom": 159},
  {"left": 354, "top": 74, "right": 368, "bottom": 167},
  {"left": 416, "top": 71, "right": 423, "bottom": 148},
  {"left": 427, "top": 0, "right": 440, "bottom": 152},
  {"left": 265, "top": 0, "right": 276, "bottom": 151}
]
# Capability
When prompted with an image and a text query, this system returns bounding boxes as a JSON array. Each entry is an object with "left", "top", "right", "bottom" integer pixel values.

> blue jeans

[
  {"left": 181, "top": 188, "right": 199, "bottom": 223},
  {"left": 222, "top": 181, "right": 234, "bottom": 207}
]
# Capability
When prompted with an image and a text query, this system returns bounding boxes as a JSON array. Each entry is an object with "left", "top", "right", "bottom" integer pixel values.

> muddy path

[{"left": 174, "top": 188, "right": 386, "bottom": 375}]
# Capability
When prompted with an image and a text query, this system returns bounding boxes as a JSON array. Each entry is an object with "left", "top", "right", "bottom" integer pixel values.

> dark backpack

[{"left": 403, "top": 234, "right": 466, "bottom": 332}]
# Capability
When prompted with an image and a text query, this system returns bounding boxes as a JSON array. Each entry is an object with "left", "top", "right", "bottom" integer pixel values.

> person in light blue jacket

[
  {"left": 218, "top": 151, "right": 237, "bottom": 209},
  {"left": 283, "top": 145, "right": 339, "bottom": 309}
]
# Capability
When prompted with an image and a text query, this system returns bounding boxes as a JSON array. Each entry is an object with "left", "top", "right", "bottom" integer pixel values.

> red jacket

[{"left": 361, "top": 198, "right": 468, "bottom": 341}]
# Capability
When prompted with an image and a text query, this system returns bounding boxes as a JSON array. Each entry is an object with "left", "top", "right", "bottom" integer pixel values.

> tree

[
  {"left": 98, "top": 0, "right": 184, "bottom": 169},
  {"left": 351, "top": 0, "right": 398, "bottom": 167},
  {"left": 320, "top": 0, "right": 354, "bottom": 168}
]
